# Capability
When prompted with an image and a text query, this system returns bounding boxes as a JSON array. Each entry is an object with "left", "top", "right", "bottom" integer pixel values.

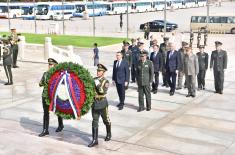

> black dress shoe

[
  {"left": 118, "top": 106, "right": 123, "bottom": 110},
  {"left": 116, "top": 103, "right": 122, "bottom": 107},
  {"left": 219, "top": 91, "right": 223, "bottom": 94},
  {"left": 146, "top": 108, "right": 151, "bottom": 111},
  {"left": 137, "top": 107, "right": 145, "bottom": 112},
  {"left": 38, "top": 130, "right": 49, "bottom": 137},
  {"left": 203, "top": 87, "right": 205, "bottom": 90},
  {"left": 153, "top": 90, "right": 158, "bottom": 94},
  {"left": 191, "top": 94, "right": 195, "bottom": 98},
  {"left": 4, "top": 82, "right": 9, "bottom": 85},
  {"left": 176, "top": 87, "right": 182, "bottom": 90},
  {"left": 13, "top": 66, "right": 19, "bottom": 68},
  {"left": 8, "top": 82, "right": 13, "bottom": 85},
  {"left": 214, "top": 91, "right": 218, "bottom": 93},
  {"left": 55, "top": 126, "right": 64, "bottom": 132},
  {"left": 170, "top": 92, "right": 174, "bottom": 96},
  {"left": 186, "top": 94, "right": 191, "bottom": 97}
]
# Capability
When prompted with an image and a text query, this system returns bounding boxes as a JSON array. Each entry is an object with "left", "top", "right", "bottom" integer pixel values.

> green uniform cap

[
  {"left": 97, "top": 63, "right": 107, "bottom": 72},
  {"left": 48, "top": 58, "right": 58, "bottom": 65}
]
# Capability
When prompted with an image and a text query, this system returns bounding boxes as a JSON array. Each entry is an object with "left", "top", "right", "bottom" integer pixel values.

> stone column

[
  {"left": 44, "top": 37, "right": 52, "bottom": 60},
  {"left": 18, "top": 36, "right": 25, "bottom": 60}
]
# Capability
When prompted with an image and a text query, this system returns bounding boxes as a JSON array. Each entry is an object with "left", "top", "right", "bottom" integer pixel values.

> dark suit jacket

[
  {"left": 196, "top": 52, "right": 208, "bottom": 70},
  {"left": 210, "top": 50, "right": 227, "bottom": 71},
  {"left": 165, "top": 50, "right": 180, "bottom": 72},
  {"left": 150, "top": 51, "right": 162, "bottom": 73},
  {"left": 112, "top": 59, "right": 130, "bottom": 84}
]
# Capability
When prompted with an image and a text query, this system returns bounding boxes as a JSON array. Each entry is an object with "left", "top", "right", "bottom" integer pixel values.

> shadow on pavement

[{"left": 20, "top": 117, "right": 92, "bottom": 146}]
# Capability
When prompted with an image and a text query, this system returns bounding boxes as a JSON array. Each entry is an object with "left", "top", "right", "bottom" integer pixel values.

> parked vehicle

[{"left": 140, "top": 20, "right": 178, "bottom": 32}]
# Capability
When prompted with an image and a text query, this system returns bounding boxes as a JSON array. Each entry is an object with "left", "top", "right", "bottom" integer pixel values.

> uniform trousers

[
  {"left": 213, "top": 69, "right": 224, "bottom": 92},
  {"left": 92, "top": 106, "right": 111, "bottom": 128},
  {"left": 138, "top": 85, "right": 151, "bottom": 109}
]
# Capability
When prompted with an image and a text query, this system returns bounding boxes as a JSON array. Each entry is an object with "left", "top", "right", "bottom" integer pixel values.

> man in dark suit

[
  {"left": 112, "top": 52, "right": 130, "bottom": 110},
  {"left": 165, "top": 42, "right": 180, "bottom": 96},
  {"left": 150, "top": 44, "right": 162, "bottom": 94},
  {"left": 210, "top": 41, "right": 227, "bottom": 94}
]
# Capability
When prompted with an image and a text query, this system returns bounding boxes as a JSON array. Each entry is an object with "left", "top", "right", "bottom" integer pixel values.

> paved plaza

[{"left": 0, "top": 33, "right": 235, "bottom": 155}]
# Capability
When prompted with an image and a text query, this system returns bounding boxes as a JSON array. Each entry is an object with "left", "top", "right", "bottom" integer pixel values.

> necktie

[{"left": 117, "top": 61, "right": 120, "bottom": 68}]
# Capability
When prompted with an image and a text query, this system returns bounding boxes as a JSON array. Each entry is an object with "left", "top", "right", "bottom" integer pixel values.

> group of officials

[
  {"left": 111, "top": 36, "right": 228, "bottom": 113},
  {"left": 0, "top": 28, "right": 19, "bottom": 85},
  {"left": 38, "top": 35, "right": 228, "bottom": 148}
]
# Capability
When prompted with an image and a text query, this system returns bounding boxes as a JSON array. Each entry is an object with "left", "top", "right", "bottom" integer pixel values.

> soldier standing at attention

[
  {"left": 159, "top": 37, "right": 170, "bottom": 87},
  {"left": 93, "top": 43, "right": 99, "bottom": 66},
  {"left": 121, "top": 42, "right": 132, "bottom": 68},
  {"left": 129, "top": 38, "right": 139, "bottom": 83},
  {"left": 176, "top": 41, "right": 188, "bottom": 90},
  {"left": 190, "top": 31, "right": 194, "bottom": 47},
  {"left": 136, "top": 51, "right": 154, "bottom": 112},
  {"left": 10, "top": 28, "right": 19, "bottom": 68},
  {"left": 210, "top": 41, "right": 227, "bottom": 94},
  {"left": 2, "top": 43, "right": 13, "bottom": 85},
  {"left": 196, "top": 45, "right": 208, "bottom": 90},
  {"left": 88, "top": 64, "right": 111, "bottom": 147},
  {"left": 204, "top": 29, "right": 208, "bottom": 46},
  {"left": 38, "top": 58, "right": 64, "bottom": 137},
  {"left": 184, "top": 46, "right": 199, "bottom": 97}
]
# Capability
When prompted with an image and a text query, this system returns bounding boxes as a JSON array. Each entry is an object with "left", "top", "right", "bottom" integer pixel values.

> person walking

[
  {"left": 165, "top": 42, "right": 180, "bottom": 96},
  {"left": 184, "top": 46, "right": 199, "bottom": 97},
  {"left": 210, "top": 41, "right": 227, "bottom": 94},
  {"left": 129, "top": 38, "right": 139, "bottom": 83},
  {"left": 88, "top": 64, "right": 111, "bottom": 147},
  {"left": 176, "top": 41, "right": 188, "bottom": 90},
  {"left": 159, "top": 37, "right": 170, "bottom": 87},
  {"left": 150, "top": 44, "right": 162, "bottom": 94},
  {"left": 112, "top": 52, "right": 129, "bottom": 110},
  {"left": 136, "top": 51, "right": 154, "bottom": 112},
  {"left": 93, "top": 43, "right": 99, "bottom": 66},
  {"left": 196, "top": 45, "right": 208, "bottom": 90},
  {"left": 38, "top": 58, "right": 64, "bottom": 137}
]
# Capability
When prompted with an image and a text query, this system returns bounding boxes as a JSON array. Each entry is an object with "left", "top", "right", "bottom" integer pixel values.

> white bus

[
  {"left": 21, "top": 3, "right": 35, "bottom": 20},
  {"left": 182, "top": 0, "right": 196, "bottom": 8},
  {"left": 36, "top": 2, "right": 76, "bottom": 20},
  {"left": 134, "top": 0, "right": 153, "bottom": 13},
  {"left": 190, "top": 14, "right": 235, "bottom": 34},
  {"left": 0, "top": 3, "right": 22, "bottom": 18},
  {"left": 171, "top": 0, "right": 183, "bottom": 9},
  {"left": 105, "top": 1, "right": 134, "bottom": 15},
  {"left": 73, "top": 1, "right": 107, "bottom": 17},
  {"left": 196, "top": 0, "right": 207, "bottom": 7},
  {"left": 152, "top": 0, "right": 171, "bottom": 11}
]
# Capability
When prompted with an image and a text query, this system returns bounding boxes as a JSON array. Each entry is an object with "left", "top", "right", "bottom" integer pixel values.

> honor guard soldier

[
  {"left": 39, "top": 58, "right": 64, "bottom": 137},
  {"left": 196, "top": 45, "right": 208, "bottom": 90},
  {"left": 210, "top": 41, "right": 228, "bottom": 94},
  {"left": 159, "top": 37, "right": 170, "bottom": 87},
  {"left": 2, "top": 43, "right": 13, "bottom": 85},
  {"left": 197, "top": 29, "right": 202, "bottom": 48},
  {"left": 136, "top": 51, "right": 154, "bottom": 112},
  {"left": 88, "top": 64, "right": 111, "bottom": 147},
  {"left": 10, "top": 28, "right": 19, "bottom": 68},
  {"left": 189, "top": 31, "right": 194, "bottom": 47}
]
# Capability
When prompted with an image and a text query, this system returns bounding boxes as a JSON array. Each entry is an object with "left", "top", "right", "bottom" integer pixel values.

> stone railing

[{"left": 18, "top": 36, "right": 83, "bottom": 65}]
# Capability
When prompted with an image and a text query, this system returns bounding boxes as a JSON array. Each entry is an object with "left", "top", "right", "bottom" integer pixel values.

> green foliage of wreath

[{"left": 43, "top": 62, "right": 95, "bottom": 119}]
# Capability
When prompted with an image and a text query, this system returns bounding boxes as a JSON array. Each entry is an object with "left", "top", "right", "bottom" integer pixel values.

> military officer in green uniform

[
  {"left": 2, "top": 43, "right": 13, "bottom": 85},
  {"left": 136, "top": 51, "right": 154, "bottom": 112},
  {"left": 10, "top": 28, "right": 19, "bottom": 68},
  {"left": 159, "top": 37, "right": 170, "bottom": 87},
  {"left": 121, "top": 42, "right": 132, "bottom": 68},
  {"left": 38, "top": 58, "right": 64, "bottom": 137},
  {"left": 88, "top": 64, "right": 111, "bottom": 147},
  {"left": 210, "top": 41, "right": 228, "bottom": 94}
]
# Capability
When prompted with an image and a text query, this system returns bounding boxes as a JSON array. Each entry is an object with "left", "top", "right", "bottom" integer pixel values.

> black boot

[
  {"left": 105, "top": 124, "right": 111, "bottom": 141},
  {"left": 88, "top": 128, "right": 98, "bottom": 147},
  {"left": 55, "top": 116, "right": 64, "bottom": 132},
  {"left": 39, "top": 116, "right": 49, "bottom": 137}
]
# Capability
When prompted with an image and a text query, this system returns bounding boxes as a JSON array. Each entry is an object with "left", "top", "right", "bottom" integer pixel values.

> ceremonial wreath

[{"left": 43, "top": 62, "right": 95, "bottom": 119}]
